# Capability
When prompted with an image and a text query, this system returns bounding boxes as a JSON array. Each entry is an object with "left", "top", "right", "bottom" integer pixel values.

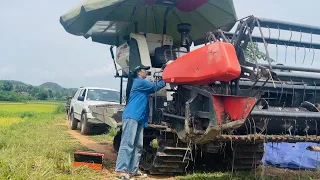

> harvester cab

[
  {"left": 115, "top": 33, "right": 175, "bottom": 78},
  {"left": 113, "top": 24, "right": 193, "bottom": 104},
  {"left": 114, "top": 22, "right": 192, "bottom": 78}
]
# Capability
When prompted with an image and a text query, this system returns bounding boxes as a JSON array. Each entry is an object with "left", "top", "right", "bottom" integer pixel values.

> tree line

[{"left": 0, "top": 81, "right": 76, "bottom": 102}]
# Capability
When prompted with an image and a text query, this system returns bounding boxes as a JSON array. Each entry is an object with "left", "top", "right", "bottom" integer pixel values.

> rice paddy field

[
  {"left": 0, "top": 101, "right": 60, "bottom": 113},
  {"left": 0, "top": 101, "right": 101, "bottom": 179},
  {"left": 1, "top": 101, "right": 319, "bottom": 180}
]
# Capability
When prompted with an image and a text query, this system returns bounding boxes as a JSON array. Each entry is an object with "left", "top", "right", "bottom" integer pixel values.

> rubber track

[
  {"left": 140, "top": 132, "right": 191, "bottom": 175},
  {"left": 226, "top": 143, "right": 264, "bottom": 171},
  {"left": 139, "top": 129, "right": 266, "bottom": 174}
]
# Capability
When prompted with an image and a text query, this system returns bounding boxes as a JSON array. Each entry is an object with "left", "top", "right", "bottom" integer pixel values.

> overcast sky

[{"left": 1, "top": 0, "right": 320, "bottom": 90}]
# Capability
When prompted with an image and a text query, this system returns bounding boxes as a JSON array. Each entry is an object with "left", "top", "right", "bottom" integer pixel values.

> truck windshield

[{"left": 86, "top": 89, "right": 120, "bottom": 102}]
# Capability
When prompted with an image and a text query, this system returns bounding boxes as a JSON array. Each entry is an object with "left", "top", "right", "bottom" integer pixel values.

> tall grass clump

[
  {"left": 19, "top": 111, "right": 36, "bottom": 118},
  {"left": 107, "top": 127, "right": 119, "bottom": 137},
  {"left": 88, "top": 126, "right": 119, "bottom": 144},
  {"left": 53, "top": 104, "right": 65, "bottom": 114}
]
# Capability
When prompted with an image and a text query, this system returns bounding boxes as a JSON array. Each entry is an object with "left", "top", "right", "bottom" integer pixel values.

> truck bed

[{"left": 89, "top": 104, "right": 125, "bottom": 128}]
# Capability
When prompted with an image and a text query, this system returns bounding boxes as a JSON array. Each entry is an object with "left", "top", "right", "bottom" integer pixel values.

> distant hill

[
  {"left": 0, "top": 80, "right": 76, "bottom": 102},
  {"left": 39, "top": 82, "right": 63, "bottom": 92},
  {"left": 0, "top": 80, "right": 29, "bottom": 88}
]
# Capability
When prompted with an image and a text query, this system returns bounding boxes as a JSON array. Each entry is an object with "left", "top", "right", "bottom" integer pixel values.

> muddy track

[{"left": 67, "top": 129, "right": 117, "bottom": 162}]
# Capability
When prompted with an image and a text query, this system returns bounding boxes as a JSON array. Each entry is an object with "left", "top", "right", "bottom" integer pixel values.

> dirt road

[
  {"left": 67, "top": 129, "right": 117, "bottom": 162},
  {"left": 59, "top": 122, "right": 174, "bottom": 180}
]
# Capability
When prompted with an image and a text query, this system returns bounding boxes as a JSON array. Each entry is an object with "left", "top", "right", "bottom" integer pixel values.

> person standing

[{"left": 115, "top": 65, "right": 166, "bottom": 180}]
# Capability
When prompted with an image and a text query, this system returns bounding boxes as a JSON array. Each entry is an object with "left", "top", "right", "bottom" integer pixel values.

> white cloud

[{"left": 84, "top": 64, "right": 115, "bottom": 78}]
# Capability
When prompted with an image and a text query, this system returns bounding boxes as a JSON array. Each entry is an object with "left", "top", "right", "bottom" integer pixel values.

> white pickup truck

[{"left": 68, "top": 87, "right": 125, "bottom": 135}]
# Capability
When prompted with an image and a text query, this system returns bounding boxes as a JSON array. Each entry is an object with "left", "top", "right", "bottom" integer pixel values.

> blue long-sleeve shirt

[{"left": 122, "top": 77, "right": 166, "bottom": 127}]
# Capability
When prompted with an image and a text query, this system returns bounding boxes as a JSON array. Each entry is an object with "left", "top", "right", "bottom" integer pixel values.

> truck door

[
  {"left": 70, "top": 89, "right": 81, "bottom": 111},
  {"left": 74, "top": 88, "right": 87, "bottom": 120}
]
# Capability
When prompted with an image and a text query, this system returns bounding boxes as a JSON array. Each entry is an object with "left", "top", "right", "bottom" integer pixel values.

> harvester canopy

[{"left": 59, "top": 0, "right": 237, "bottom": 46}]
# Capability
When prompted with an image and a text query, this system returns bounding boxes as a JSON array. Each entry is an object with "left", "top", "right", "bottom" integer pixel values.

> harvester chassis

[
  {"left": 109, "top": 16, "right": 320, "bottom": 174},
  {"left": 135, "top": 124, "right": 319, "bottom": 174},
  {"left": 115, "top": 123, "right": 297, "bottom": 174}
]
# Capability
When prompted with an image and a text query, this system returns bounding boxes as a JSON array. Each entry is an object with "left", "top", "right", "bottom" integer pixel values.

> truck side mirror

[{"left": 77, "top": 96, "right": 85, "bottom": 101}]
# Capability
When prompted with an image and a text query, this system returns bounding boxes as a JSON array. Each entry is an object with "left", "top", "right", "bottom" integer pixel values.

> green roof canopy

[{"left": 60, "top": 0, "right": 237, "bottom": 46}]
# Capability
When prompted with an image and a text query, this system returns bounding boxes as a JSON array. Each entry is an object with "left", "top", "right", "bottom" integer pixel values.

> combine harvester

[{"left": 60, "top": 0, "right": 320, "bottom": 173}]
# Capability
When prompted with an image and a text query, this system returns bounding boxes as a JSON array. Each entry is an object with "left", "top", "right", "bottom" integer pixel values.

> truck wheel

[
  {"left": 67, "top": 110, "right": 70, "bottom": 120},
  {"left": 70, "top": 111, "right": 78, "bottom": 130},
  {"left": 80, "top": 113, "right": 91, "bottom": 135}
]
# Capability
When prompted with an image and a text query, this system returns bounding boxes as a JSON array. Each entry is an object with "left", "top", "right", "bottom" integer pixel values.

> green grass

[
  {"left": 19, "top": 100, "right": 63, "bottom": 104},
  {"left": 1, "top": 101, "right": 319, "bottom": 179},
  {"left": 88, "top": 127, "right": 119, "bottom": 144},
  {"left": 0, "top": 103, "right": 102, "bottom": 179},
  {"left": 176, "top": 172, "right": 253, "bottom": 180},
  {"left": 0, "top": 117, "right": 24, "bottom": 126},
  {"left": 53, "top": 104, "right": 66, "bottom": 114},
  {"left": 176, "top": 167, "right": 320, "bottom": 180},
  {"left": 176, "top": 172, "right": 277, "bottom": 180},
  {"left": 176, "top": 172, "right": 250, "bottom": 180},
  {"left": 0, "top": 101, "right": 60, "bottom": 113}
]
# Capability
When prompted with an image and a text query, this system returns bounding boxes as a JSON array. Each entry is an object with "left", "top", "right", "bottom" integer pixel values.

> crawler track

[
  {"left": 139, "top": 127, "right": 266, "bottom": 174},
  {"left": 116, "top": 124, "right": 319, "bottom": 174},
  {"left": 225, "top": 142, "right": 264, "bottom": 171},
  {"left": 140, "top": 129, "right": 191, "bottom": 175}
]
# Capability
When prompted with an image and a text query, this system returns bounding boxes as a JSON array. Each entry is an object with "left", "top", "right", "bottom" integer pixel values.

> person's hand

[
  {"left": 161, "top": 61, "right": 173, "bottom": 70},
  {"left": 161, "top": 64, "right": 167, "bottom": 70}
]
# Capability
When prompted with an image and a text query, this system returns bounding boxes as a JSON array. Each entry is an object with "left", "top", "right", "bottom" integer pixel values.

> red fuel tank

[{"left": 162, "top": 42, "right": 241, "bottom": 85}]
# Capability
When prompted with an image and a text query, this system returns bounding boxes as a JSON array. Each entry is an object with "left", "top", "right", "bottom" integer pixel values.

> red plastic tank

[{"left": 162, "top": 42, "right": 241, "bottom": 85}]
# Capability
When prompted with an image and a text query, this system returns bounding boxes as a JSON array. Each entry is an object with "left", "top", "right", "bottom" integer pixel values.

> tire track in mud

[
  {"left": 67, "top": 129, "right": 117, "bottom": 162},
  {"left": 55, "top": 121, "right": 117, "bottom": 163}
]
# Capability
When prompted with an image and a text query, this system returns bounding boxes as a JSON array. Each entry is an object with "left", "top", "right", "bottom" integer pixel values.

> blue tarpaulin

[{"left": 263, "top": 142, "right": 320, "bottom": 170}]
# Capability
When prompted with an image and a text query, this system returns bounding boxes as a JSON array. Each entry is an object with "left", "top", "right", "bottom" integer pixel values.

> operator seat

[{"left": 152, "top": 45, "right": 177, "bottom": 68}]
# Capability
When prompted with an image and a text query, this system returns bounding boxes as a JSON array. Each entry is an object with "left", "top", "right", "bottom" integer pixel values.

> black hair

[
  {"left": 130, "top": 69, "right": 140, "bottom": 78},
  {"left": 131, "top": 73, "right": 138, "bottom": 78}
]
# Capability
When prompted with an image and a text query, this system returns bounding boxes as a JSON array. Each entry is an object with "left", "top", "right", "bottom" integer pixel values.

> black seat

[{"left": 151, "top": 45, "right": 176, "bottom": 68}]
